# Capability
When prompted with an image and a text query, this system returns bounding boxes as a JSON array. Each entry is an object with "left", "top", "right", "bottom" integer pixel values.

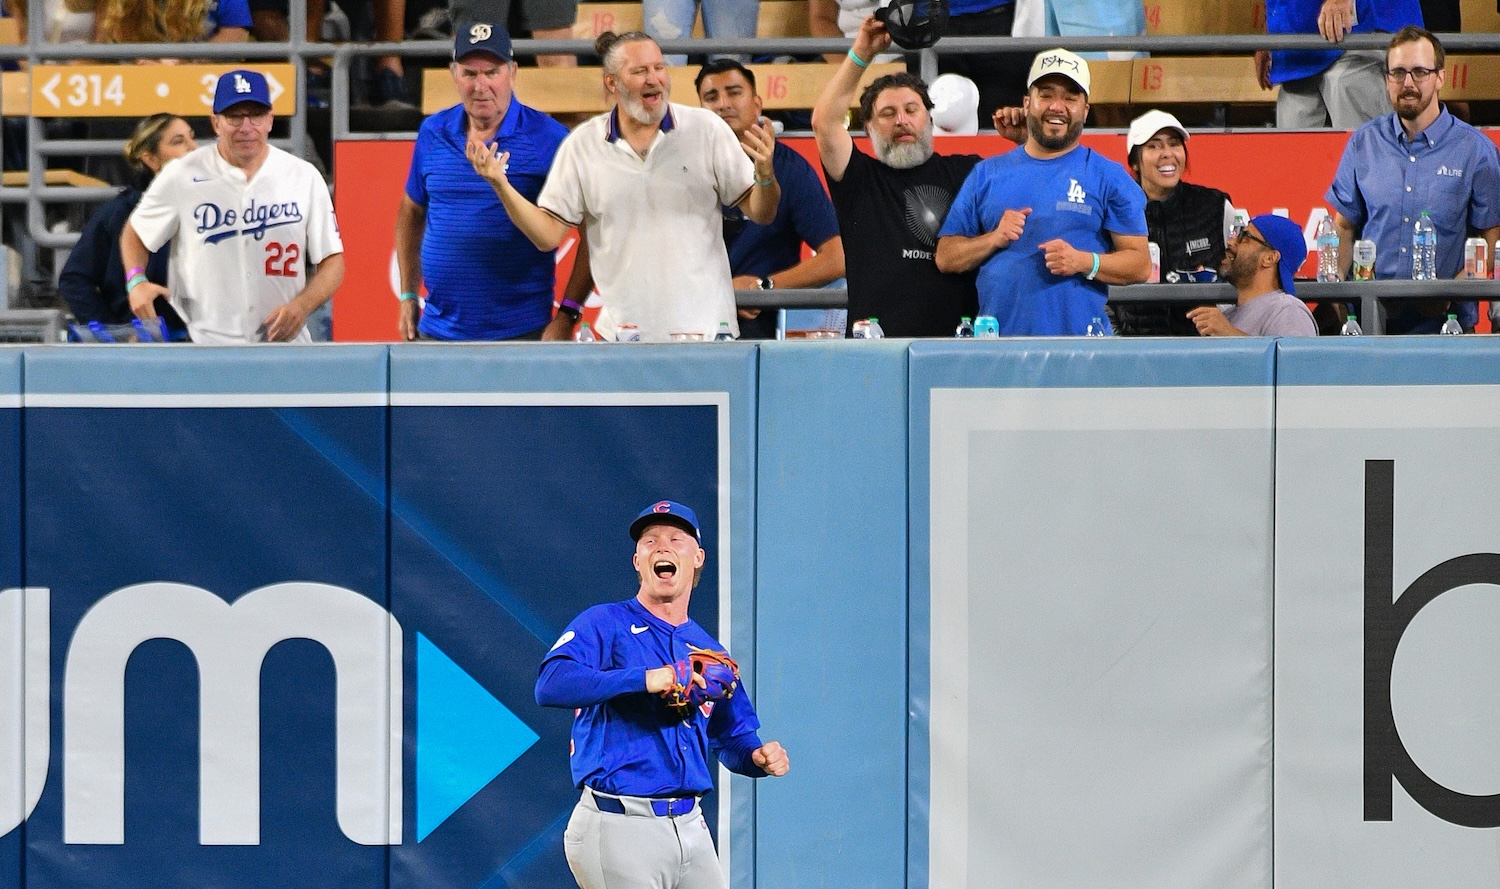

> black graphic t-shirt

[{"left": 827, "top": 146, "right": 980, "bottom": 337}]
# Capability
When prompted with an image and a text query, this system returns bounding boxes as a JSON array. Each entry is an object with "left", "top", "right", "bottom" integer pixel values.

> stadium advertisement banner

[
  {"left": 331, "top": 130, "right": 1500, "bottom": 342},
  {"left": 911, "top": 339, "right": 1277, "bottom": 889},
  {"left": 1274, "top": 339, "right": 1500, "bottom": 887},
  {"left": 3, "top": 345, "right": 751, "bottom": 889}
]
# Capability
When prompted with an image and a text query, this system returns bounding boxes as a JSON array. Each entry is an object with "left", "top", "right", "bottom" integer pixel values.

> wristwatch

[{"left": 756, "top": 276, "right": 774, "bottom": 291}]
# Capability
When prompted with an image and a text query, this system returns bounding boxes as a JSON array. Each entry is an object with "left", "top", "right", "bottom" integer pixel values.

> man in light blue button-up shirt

[{"left": 1327, "top": 26, "right": 1500, "bottom": 333}]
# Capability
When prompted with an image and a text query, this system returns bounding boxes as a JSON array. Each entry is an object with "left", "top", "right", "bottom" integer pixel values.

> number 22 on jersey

[{"left": 264, "top": 242, "right": 301, "bottom": 277}]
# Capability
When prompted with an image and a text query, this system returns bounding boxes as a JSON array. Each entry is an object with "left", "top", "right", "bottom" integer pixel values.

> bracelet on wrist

[
  {"left": 125, "top": 274, "right": 148, "bottom": 293},
  {"left": 1085, "top": 252, "right": 1101, "bottom": 281},
  {"left": 847, "top": 48, "right": 869, "bottom": 68},
  {"left": 755, "top": 175, "right": 774, "bottom": 188},
  {"left": 398, "top": 291, "right": 419, "bottom": 302},
  {"left": 557, "top": 298, "right": 583, "bottom": 321},
  {"left": 125, "top": 266, "right": 145, "bottom": 283}
]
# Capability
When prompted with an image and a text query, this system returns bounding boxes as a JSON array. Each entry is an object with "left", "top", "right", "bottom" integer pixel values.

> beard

[
  {"left": 619, "top": 84, "right": 669, "bottom": 126},
  {"left": 871, "top": 119, "right": 934, "bottom": 170},
  {"left": 1393, "top": 89, "right": 1432, "bottom": 121},
  {"left": 1027, "top": 111, "right": 1084, "bottom": 151}
]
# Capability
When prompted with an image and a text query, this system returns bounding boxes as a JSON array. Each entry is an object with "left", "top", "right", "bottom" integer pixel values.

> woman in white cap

[{"left": 1116, "top": 109, "right": 1236, "bottom": 336}]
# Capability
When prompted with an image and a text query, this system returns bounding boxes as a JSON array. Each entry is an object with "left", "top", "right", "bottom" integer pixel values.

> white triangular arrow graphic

[{"left": 39, "top": 73, "right": 60, "bottom": 108}]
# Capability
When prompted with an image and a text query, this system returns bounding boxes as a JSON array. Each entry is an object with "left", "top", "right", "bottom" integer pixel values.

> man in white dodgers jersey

[{"left": 122, "top": 69, "right": 344, "bottom": 343}]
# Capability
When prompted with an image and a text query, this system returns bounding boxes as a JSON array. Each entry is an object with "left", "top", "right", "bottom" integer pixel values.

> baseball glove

[{"left": 663, "top": 645, "right": 740, "bottom": 710}]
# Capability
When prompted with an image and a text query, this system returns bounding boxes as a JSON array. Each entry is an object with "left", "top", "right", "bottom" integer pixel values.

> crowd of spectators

[{"left": 17, "top": 0, "right": 1500, "bottom": 342}]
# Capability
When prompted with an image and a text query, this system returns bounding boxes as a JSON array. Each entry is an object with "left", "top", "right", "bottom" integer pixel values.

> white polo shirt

[
  {"left": 131, "top": 144, "right": 343, "bottom": 344},
  {"left": 538, "top": 104, "right": 755, "bottom": 342}
]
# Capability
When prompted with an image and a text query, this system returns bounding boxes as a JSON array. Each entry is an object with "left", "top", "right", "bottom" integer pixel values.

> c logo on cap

[
  {"left": 470, "top": 23, "right": 492, "bottom": 41},
  {"left": 653, "top": 502, "right": 671, "bottom": 513}
]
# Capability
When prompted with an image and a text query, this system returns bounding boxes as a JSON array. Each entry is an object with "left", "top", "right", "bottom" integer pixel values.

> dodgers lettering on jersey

[
  {"left": 194, "top": 199, "right": 306, "bottom": 243},
  {"left": 536, "top": 597, "right": 766, "bottom": 798}
]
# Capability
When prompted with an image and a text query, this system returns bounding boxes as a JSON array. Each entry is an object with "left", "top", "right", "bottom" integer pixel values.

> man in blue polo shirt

[
  {"left": 1327, "top": 27, "right": 1500, "bottom": 333},
  {"left": 695, "top": 59, "right": 845, "bottom": 339},
  {"left": 536, "top": 500, "right": 789, "bottom": 889},
  {"left": 394, "top": 22, "right": 571, "bottom": 340},
  {"left": 1256, "top": 0, "right": 1423, "bottom": 129}
]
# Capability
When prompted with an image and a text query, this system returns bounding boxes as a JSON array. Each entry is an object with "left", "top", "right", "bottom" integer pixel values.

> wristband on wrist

[
  {"left": 557, "top": 298, "right": 583, "bottom": 321},
  {"left": 847, "top": 48, "right": 869, "bottom": 68},
  {"left": 1085, "top": 252, "right": 1101, "bottom": 281},
  {"left": 125, "top": 266, "right": 145, "bottom": 283},
  {"left": 398, "top": 291, "right": 419, "bottom": 302},
  {"left": 755, "top": 175, "right": 774, "bottom": 188},
  {"left": 125, "top": 274, "right": 148, "bottom": 293}
]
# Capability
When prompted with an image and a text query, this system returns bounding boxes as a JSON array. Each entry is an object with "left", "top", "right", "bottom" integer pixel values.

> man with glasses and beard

[
  {"left": 466, "top": 31, "right": 780, "bottom": 342},
  {"left": 1326, "top": 27, "right": 1500, "bottom": 334},
  {"left": 1186, "top": 214, "right": 1317, "bottom": 337},
  {"left": 935, "top": 49, "right": 1148, "bottom": 336},
  {"left": 812, "top": 15, "right": 981, "bottom": 337}
]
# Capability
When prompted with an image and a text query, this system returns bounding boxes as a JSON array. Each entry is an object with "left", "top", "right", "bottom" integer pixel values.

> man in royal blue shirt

[
  {"left": 536, "top": 500, "right": 789, "bottom": 889},
  {"left": 394, "top": 22, "right": 572, "bottom": 341},
  {"left": 695, "top": 60, "right": 845, "bottom": 339},
  {"left": 1327, "top": 27, "right": 1500, "bottom": 333},
  {"left": 1256, "top": 0, "right": 1423, "bottom": 129},
  {"left": 936, "top": 49, "right": 1150, "bottom": 336}
]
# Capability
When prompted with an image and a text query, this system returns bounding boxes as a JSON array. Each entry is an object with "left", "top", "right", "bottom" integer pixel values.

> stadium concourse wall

[{"left": 4, "top": 340, "right": 1500, "bottom": 888}]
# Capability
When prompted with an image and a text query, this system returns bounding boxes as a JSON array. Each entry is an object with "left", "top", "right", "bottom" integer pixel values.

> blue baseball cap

[
  {"left": 213, "top": 69, "right": 272, "bottom": 113},
  {"left": 630, "top": 500, "right": 702, "bottom": 542},
  {"left": 454, "top": 21, "right": 513, "bottom": 62},
  {"left": 1248, "top": 214, "right": 1307, "bottom": 296}
]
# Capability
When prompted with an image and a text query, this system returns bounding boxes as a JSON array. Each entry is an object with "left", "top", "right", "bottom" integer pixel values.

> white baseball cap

[
  {"left": 1026, "top": 48, "right": 1090, "bottom": 97},
  {"left": 1126, "top": 109, "right": 1189, "bottom": 154}
]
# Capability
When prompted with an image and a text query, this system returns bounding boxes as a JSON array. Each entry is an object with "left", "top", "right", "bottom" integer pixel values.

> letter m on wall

[{"left": 63, "top": 582, "right": 402, "bottom": 845}]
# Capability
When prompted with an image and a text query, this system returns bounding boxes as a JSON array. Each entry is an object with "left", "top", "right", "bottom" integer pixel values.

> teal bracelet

[
  {"left": 847, "top": 48, "right": 869, "bottom": 68},
  {"left": 755, "top": 176, "right": 774, "bottom": 187},
  {"left": 1085, "top": 252, "right": 1101, "bottom": 281},
  {"left": 398, "top": 291, "right": 419, "bottom": 302},
  {"left": 125, "top": 274, "right": 148, "bottom": 293}
]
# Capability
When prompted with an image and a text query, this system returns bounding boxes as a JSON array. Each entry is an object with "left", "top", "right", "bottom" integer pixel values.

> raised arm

[
  {"left": 466, "top": 137, "right": 571, "bottom": 251},
  {"left": 812, "top": 16, "right": 890, "bottom": 182}
]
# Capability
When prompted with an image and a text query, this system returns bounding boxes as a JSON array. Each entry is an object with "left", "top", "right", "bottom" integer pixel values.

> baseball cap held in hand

[{"left": 875, "top": 0, "right": 949, "bottom": 50}]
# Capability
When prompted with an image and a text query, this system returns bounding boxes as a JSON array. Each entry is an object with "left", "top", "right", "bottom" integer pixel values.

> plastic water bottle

[
  {"left": 1085, "top": 316, "right": 1107, "bottom": 337},
  {"left": 574, "top": 321, "right": 597, "bottom": 343},
  {"left": 866, "top": 317, "right": 885, "bottom": 338},
  {"left": 1340, "top": 314, "right": 1362, "bottom": 336},
  {"left": 1316, "top": 214, "right": 1341, "bottom": 282},
  {"left": 1412, "top": 211, "right": 1437, "bottom": 280},
  {"left": 1440, "top": 313, "right": 1463, "bottom": 335},
  {"left": 955, "top": 317, "right": 974, "bottom": 338},
  {"left": 714, "top": 321, "right": 734, "bottom": 341}
]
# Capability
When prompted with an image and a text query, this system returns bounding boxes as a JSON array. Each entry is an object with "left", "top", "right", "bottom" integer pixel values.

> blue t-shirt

[
  {"left": 938, "top": 145, "right": 1146, "bottom": 336},
  {"left": 404, "top": 100, "right": 568, "bottom": 340},
  {"left": 725, "top": 142, "right": 839, "bottom": 279},
  {"left": 536, "top": 597, "right": 767, "bottom": 797},
  {"left": 1266, "top": 0, "right": 1423, "bottom": 84}
]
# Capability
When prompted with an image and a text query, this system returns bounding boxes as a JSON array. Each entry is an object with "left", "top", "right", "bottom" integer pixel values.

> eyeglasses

[
  {"left": 219, "top": 109, "right": 271, "bottom": 126},
  {"left": 1229, "top": 224, "right": 1272, "bottom": 251},
  {"left": 1384, "top": 67, "right": 1438, "bottom": 83}
]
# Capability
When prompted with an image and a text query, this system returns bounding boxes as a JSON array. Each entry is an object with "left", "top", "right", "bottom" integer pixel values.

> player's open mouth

[{"left": 653, "top": 560, "right": 677, "bottom": 578}]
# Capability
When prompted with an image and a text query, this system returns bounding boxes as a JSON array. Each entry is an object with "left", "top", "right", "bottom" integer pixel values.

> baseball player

[
  {"left": 121, "top": 69, "right": 344, "bottom": 343},
  {"left": 536, "top": 500, "right": 789, "bottom": 889}
]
